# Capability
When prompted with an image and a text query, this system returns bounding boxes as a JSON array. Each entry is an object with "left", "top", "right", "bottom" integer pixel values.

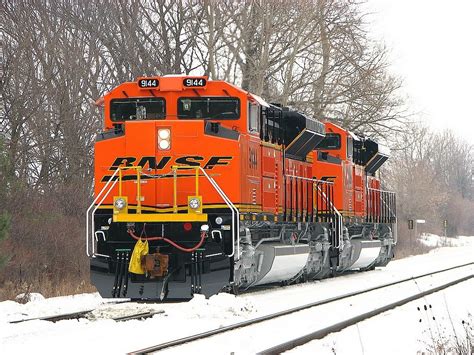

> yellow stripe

[
  {"left": 97, "top": 203, "right": 263, "bottom": 213},
  {"left": 113, "top": 213, "right": 208, "bottom": 223}
]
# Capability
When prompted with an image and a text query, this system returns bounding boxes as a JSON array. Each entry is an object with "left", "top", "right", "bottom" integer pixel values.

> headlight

[
  {"left": 158, "top": 129, "right": 170, "bottom": 139},
  {"left": 189, "top": 197, "right": 200, "bottom": 209},
  {"left": 158, "top": 139, "right": 170, "bottom": 150},
  {"left": 215, "top": 217, "right": 223, "bottom": 225},
  {"left": 158, "top": 128, "right": 171, "bottom": 150},
  {"left": 114, "top": 197, "right": 126, "bottom": 210}
]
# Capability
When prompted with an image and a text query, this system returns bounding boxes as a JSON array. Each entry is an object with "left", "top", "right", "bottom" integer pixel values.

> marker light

[
  {"left": 215, "top": 217, "right": 223, "bottom": 225},
  {"left": 189, "top": 198, "right": 201, "bottom": 209},
  {"left": 114, "top": 197, "right": 126, "bottom": 210},
  {"left": 158, "top": 128, "right": 171, "bottom": 150}
]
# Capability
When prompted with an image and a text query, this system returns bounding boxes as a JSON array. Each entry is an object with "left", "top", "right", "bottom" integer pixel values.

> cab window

[
  {"left": 347, "top": 136, "right": 353, "bottom": 160},
  {"left": 177, "top": 97, "right": 240, "bottom": 119},
  {"left": 110, "top": 98, "right": 165, "bottom": 121},
  {"left": 316, "top": 133, "right": 341, "bottom": 150},
  {"left": 248, "top": 103, "right": 260, "bottom": 133}
]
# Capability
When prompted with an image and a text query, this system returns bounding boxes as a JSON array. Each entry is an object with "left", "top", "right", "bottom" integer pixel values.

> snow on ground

[
  {"left": 288, "top": 278, "right": 474, "bottom": 355},
  {"left": 158, "top": 262, "right": 473, "bottom": 354},
  {"left": 418, "top": 233, "right": 472, "bottom": 248},
  {"left": 1, "top": 236, "right": 473, "bottom": 354}
]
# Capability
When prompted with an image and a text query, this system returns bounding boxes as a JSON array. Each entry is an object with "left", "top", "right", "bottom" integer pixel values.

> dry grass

[
  {"left": 419, "top": 307, "right": 473, "bottom": 355},
  {"left": 0, "top": 278, "right": 96, "bottom": 301},
  {"left": 394, "top": 238, "right": 435, "bottom": 260}
]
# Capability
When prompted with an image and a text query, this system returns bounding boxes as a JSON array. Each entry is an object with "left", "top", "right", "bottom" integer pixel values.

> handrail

[
  {"left": 198, "top": 167, "right": 240, "bottom": 260},
  {"left": 285, "top": 175, "right": 334, "bottom": 185},
  {"left": 86, "top": 168, "right": 120, "bottom": 257},
  {"left": 315, "top": 183, "right": 343, "bottom": 250},
  {"left": 171, "top": 165, "right": 200, "bottom": 213},
  {"left": 117, "top": 165, "right": 143, "bottom": 213},
  {"left": 285, "top": 174, "right": 342, "bottom": 250},
  {"left": 86, "top": 166, "right": 240, "bottom": 260},
  {"left": 90, "top": 179, "right": 119, "bottom": 256},
  {"left": 366, "top": 186, "right": 396, "bottom": 223},
  {"left": 366, "top": 186, "right": 397, "bottom": 244}
]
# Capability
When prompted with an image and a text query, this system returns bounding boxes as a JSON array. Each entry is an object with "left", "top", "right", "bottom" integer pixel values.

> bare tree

[{"left": 0, "top": 0, "right": 413, "bottom": 298}]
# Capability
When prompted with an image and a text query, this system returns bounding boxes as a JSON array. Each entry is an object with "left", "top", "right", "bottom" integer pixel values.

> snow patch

[
  {"left": 419, "top": 233, "right": 473, "bottom": 248},
  {"left": 183, "top": 293, "right": 255, "bottom": 320},
  {"left": 15, "top": 293, "right": 45, "bottom": 304},
  {"left": 1, "top": 292, "right": 112, "bottom": 323},
  {"left": 86, "top": 302, "right": 163, "bottom": 321}
]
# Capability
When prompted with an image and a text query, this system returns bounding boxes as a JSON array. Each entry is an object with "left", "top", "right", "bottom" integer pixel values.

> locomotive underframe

[{"left": 91, "top": 209, "right": 395, "bottom": 300}]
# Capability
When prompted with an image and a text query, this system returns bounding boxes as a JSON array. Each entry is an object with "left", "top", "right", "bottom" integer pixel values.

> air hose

[{"left": 127, "top": 228, "right": 206, "bottom": 253}]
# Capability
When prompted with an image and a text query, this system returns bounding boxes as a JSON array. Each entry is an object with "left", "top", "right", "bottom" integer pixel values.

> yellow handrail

[
  {"left": 117, "top": 166, "right": 143, "bottom": 213},
  {"left": 112, "top": 165, "right": 206, "bottom": 223},
  {"left": 171, "top": 165, "right": 200, "bottom": 213}
]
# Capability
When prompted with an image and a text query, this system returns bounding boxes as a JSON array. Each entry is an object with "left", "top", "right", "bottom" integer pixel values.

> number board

[
  {"left": 183, "top": 77, "right": 207, "bottom": 88},
  {"left": 137, "top": 77, "right": 159, "bottom": 89}
]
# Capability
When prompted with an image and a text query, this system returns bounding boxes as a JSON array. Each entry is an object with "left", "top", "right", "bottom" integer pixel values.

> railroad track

[
  {"left": 8, "top": 301, "right": 163, "bottom": 324},
  {"left": 128, "top": 261, "right": 474, "bottom": 354}
]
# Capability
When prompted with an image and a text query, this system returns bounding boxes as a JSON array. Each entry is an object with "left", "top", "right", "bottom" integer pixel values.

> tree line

[{"left": 386, "top": 124, "right": 473, "bottom": 254}]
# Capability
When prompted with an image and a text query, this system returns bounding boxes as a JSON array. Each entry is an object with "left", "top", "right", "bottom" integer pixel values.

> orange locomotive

[{"left": 87, "top": 75, "right": 397, "bottom": 300}]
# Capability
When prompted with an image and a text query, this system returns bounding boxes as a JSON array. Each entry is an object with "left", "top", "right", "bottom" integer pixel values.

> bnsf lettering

[
  {"left": 204, "top": 156, "right": 233, "bottom": 169},
  {"left": 135, "top": 156, "right": 171, "bottom": 170},
  {"left": 110, "top": 157, "right": 136, "bottom": 169},
  {"left": 108, "top": 156, "right": 232, "bottom": 171},
  {"left": 175, "top": 156, "right": 204, "bottom": 166}
]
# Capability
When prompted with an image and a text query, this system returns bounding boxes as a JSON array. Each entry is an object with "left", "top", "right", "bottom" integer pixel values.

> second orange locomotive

[{"left": 87, "top": 75, "right": 396, "bottom": 300}]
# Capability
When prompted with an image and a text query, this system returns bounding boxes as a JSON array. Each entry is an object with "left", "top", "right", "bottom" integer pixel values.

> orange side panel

[
  {"left": 353, "top": 165, "right": 366, "bottom": 217},
  {"left": 241, "top": 135, "right": 262, "bottom": 211}
]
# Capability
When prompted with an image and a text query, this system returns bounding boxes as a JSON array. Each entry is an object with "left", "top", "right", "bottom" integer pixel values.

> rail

[{"left": 127, "top": 261, "right": 474, "bottom": 354}]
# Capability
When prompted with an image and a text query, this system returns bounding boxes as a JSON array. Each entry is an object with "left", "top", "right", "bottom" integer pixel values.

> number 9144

[
  {"left": 138, "top": 78, "right": 159, "bottom": 88},
  {"left": 183, "top": 78, "right": 207, "bottom": 88}
]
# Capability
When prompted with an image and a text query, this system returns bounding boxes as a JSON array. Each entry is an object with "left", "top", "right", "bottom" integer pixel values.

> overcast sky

[{"left": 366, "top": 0, "right": 474, "bottom": 143}]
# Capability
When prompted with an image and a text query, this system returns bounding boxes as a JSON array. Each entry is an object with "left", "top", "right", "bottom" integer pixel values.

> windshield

[
  {"left": 110, "top": 98, "right": 165, "bottom": 121},
  {"left": 177, "top": 97, "right": 240, "bottom": 119}
]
